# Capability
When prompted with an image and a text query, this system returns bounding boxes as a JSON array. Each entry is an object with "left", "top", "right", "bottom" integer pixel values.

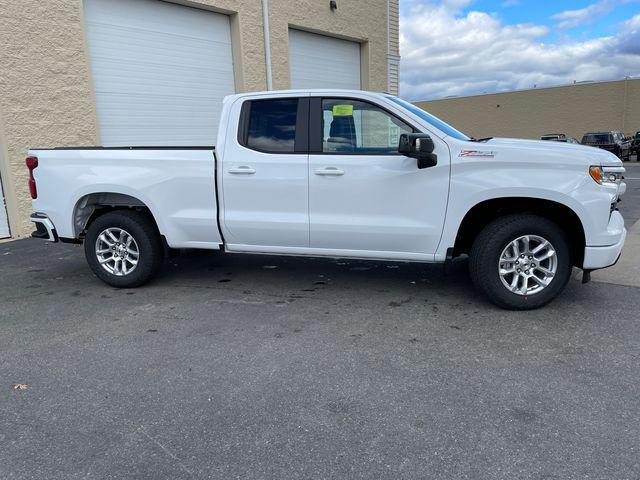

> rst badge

[{"left": 459, "top": 150, "right": 497, "bottom": 157}]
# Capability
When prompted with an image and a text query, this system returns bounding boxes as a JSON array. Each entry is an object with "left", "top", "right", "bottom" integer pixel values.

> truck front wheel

[
  {"left": 84, "top": 210, "right": 163, "bottom": 288},
  {"left": 469, "top": 215, "right": 572, "bottom": 310}
]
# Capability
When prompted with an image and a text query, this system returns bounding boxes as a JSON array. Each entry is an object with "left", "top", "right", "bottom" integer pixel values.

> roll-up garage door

[
  {"left": 289, "top": 29, "right": 361, "bottom": 90},
  {"left": 83, "top": 0, "right": 236, "bottom": 146}
]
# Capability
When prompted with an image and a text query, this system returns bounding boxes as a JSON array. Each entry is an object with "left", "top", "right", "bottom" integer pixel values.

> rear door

[
  {"left": 220, "top": 96, "right": 310, "bottom": 249},
  {"left": 307, "top": 97, "right": 450, "bottom": 258}
]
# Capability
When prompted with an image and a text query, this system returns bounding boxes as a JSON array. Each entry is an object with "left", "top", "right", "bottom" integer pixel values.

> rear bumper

[{"left": 30, "top": 213, "right": 58, "bottom": 242}]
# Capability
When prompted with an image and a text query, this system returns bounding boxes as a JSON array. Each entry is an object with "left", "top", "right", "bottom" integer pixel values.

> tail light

[{"left": 26, "top": 156, "right": 38, "bottom": 199}]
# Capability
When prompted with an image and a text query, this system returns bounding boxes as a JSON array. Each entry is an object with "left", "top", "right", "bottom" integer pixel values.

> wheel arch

[
  {"left": 72, "top": 192, "right": 162, "bottom": 239},
  {"left": 452, "top": 197, "right": 587, "bottom": 266}
]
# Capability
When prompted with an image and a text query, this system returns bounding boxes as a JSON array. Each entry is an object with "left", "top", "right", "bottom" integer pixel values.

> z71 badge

[{"left": 459, "top": 150, "right": 497, "bottom": 157}]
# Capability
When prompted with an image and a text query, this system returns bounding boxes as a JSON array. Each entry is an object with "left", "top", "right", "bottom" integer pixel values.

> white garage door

[
  {"left": 289, "top": 30, "right": 361, "bottom": 90},
  {"left": 83, "top": 0, "right": 236, "bottom": 146},
  {"left": 0, "top": 177, "right": 9, "bottom": 239}
]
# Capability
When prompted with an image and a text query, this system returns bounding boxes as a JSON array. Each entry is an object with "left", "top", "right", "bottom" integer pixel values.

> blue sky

[
  {"left": 399, "top": 0, "right": 640, "bottom": 100},
  {"left": 468, "top": 0, "right": 637, "bottom": 38}
]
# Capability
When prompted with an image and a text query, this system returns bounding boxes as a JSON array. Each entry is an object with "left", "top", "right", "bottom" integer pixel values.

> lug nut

[{"left": 525, "top": 270, "right": 530, "bottom": 274}]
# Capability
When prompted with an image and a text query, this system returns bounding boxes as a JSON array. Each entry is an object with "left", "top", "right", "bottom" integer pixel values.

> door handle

[
  {"left": 314, "top": 167, "right": 345, "bottom": 176},
  {"left": 228, "top": 166, "right": 256, "bottom": 175}
]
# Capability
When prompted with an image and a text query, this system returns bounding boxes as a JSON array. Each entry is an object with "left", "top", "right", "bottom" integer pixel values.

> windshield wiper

[{"left": 469, "top": 137, "right": 493, "bottom": 142}]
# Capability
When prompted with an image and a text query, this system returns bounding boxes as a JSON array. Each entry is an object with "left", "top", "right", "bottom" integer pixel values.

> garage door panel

[
  {"left": 84, "top": 0, "right": 229, "bottom": 42},
  {"left": 97, "top": 95, "right": 223, "bottom": 145},
  {"left": 87, "top": 25, "right": 233, "bottom": 65},
  {"left": 91, "top": 62, "right": 234, "bottom": 98},
  {"left": 289, "top": 29, "right": 361, "bottom": 90},
  {"left": 84, "top": 0, "right": 235, "bottom": 146}
]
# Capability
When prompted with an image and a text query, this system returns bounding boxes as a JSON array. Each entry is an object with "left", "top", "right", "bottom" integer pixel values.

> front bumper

[
  {"left": 583, "top": 210, "right": 626, "bottom": 270},
  {"left": 30, "top": 213, "right": 58, "bottom": 242}
]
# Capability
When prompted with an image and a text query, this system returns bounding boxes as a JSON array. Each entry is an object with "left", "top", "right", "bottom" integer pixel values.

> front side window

[
  {"left": 245, "top": 99, "right": 298, "bottom": 153},
  {"left": 321, "top": 99, "right": 413, "bottom": 154}
]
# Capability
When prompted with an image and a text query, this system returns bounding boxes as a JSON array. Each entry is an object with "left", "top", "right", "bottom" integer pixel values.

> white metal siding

[
  {"left": 289, "top": 29, "right": 361, "bottom": 90},
  {"left": 0, "top": 177, "right": 9, "bottom": 238},
  {"left": 387, "top": 55, "right": 400, "bottom": 96},
  {"left": 83, "top": 0, "right": 236, "bottom": 146}
]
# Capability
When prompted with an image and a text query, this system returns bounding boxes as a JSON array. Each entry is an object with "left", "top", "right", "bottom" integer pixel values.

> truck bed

[{"left": 28, "top": 147, "right": 223, "bottom": 249}]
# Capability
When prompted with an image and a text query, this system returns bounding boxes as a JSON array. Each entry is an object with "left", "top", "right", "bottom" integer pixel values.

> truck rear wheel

[
  {"left": 84, "top": 210, "right": 163, "bottom": 288},
  {"left": 469, "top": 214, "right": 572, "bottom": 310}
]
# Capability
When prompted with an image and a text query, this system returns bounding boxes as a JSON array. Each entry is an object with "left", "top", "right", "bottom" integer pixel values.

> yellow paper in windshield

[{"left": 332, "top": 105, "right": 353, "bottom": 117}]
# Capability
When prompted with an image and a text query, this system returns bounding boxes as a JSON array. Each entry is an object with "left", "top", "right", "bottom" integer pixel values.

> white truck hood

[{"left": 473, "top": 137, "right": 623, "bottom": 167}]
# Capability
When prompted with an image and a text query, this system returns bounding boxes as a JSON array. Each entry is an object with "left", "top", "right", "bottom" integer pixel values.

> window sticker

[{"left": 332, "top": 105, "right": 354, "bottom": 117}]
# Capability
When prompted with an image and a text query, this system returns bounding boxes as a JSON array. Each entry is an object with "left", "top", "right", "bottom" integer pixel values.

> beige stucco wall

[
  {"left": 0, "top": 0, "right": 392, "bottom": 239},
  {"left": 416, "top": 79, "right": 640, "bottom": 141}
]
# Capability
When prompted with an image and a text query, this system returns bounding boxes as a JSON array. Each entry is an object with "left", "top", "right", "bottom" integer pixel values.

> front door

[
  {"left": 221, "top": 96, "right": 309, "bottom": 249},
  {"left": 308, "top": 98, "right": 450, "bottom": 258}
]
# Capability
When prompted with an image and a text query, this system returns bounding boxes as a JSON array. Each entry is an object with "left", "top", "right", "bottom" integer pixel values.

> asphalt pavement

[{"left": 1, "top": 166, "right": 639, "bottom": 479}]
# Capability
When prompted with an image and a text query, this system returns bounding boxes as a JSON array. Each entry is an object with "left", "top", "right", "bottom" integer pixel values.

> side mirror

[{"left": 399, "top": 133, "right": 437, "bottom": 169}]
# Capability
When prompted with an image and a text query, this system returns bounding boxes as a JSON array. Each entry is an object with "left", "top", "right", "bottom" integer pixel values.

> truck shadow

[{"left": 161, "top": 248, "right": 477, "bottom": 300}]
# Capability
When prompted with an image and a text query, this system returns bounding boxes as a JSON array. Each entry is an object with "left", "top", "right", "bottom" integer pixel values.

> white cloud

[
  {"left": 552, "top": 0, "right": 640, "bottom": 30},
  {"left": 551, "top": 0, "right": 616, "bottom": 30},
  {"left": 399, "top": 2, "right": 640, "bottom": 101}
]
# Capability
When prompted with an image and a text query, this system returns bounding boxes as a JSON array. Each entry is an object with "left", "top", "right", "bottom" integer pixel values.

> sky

[{"left": 399, "top": 0, "right": 640, "bottom": 100}]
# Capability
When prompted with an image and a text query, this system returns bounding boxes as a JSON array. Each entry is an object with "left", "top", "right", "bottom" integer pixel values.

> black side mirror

[{"left": 399, "top": 133, "right": 437, "bottom": 169}]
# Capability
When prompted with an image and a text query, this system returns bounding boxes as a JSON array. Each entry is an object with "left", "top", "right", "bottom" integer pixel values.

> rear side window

[{"left": 242, "top": 99, "right": 299, "bottom": 153}]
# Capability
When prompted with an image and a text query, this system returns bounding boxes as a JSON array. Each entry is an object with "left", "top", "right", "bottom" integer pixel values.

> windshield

[
  {"left": 385, "top": 95, "right": 470, "bottom": 141},
  {"left": 582, "top": 134, "right": 612, "bottom": 145}
]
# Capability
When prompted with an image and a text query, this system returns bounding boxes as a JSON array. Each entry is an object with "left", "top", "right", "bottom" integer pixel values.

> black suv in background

[
  {"left": 631, "top": 131, "right": 640, "bottom": 157},
  {"left": 581, "top": 131, "right": 632, "bottom": 161}
]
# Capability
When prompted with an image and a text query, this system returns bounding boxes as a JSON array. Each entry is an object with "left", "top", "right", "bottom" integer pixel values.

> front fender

[{"left": 435, "top": 160, "right": 607, "bottom": 259}]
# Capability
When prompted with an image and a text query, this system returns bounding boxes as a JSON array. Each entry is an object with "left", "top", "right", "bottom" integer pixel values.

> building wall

[
  {"left": 416, "top": 79, "right": 640, "bottom": 141},
  {"left": 0, "top": 0, "right": 394, "bottom": 238}
]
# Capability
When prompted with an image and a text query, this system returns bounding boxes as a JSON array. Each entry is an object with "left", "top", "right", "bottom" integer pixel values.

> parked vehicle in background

[
  {"left": 27, "top": 90, "right": 627, "bottom": 310},
  {"left": 581, "top": 131, "right": 632, "bottom": 161},
  {"left": 631, "top": 131, "right": 640, "bottom": 157},
  {"left": 540, "top": 134, "right": 580, "bottom": 144}
]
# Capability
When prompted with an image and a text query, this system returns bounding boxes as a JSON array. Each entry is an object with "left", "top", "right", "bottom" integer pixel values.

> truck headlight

[{"left": 589, "top": 166, "right": 624, "bottom": 186}]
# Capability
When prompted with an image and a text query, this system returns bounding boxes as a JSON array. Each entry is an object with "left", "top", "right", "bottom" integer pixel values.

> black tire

[
  {"left": 469, "top": 214, "right": 572, "bottom": 310},
  {"left": 84, "top": 210, "right": 163, "bottom": 288}
]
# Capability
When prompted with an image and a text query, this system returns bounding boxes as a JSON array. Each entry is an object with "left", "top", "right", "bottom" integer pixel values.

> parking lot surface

[{"left": 1, "top": 164, "right": 639, "bottom": 479}]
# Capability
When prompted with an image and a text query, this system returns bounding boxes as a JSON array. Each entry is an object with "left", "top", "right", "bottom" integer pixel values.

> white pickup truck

[{"left": 27, "top": 90, "right": 626, "bottom": 309}]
